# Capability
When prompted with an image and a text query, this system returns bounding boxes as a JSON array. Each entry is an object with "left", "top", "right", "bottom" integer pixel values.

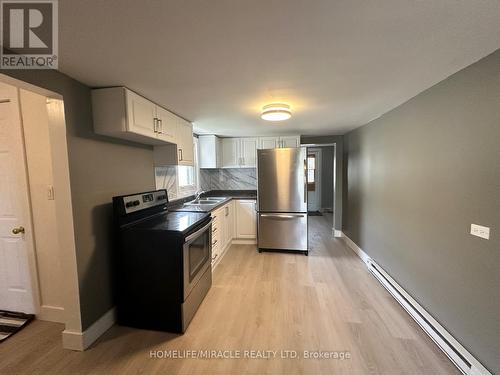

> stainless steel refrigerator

[{"left": 257, "top": 147, "right": 308, "bottom": 255}]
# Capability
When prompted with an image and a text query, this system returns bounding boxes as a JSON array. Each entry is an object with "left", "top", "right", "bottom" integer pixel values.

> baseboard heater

[{"left": 342, "top": 234, "right": 492, "bottom": 375}]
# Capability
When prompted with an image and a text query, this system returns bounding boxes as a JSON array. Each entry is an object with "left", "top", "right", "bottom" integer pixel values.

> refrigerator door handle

[
  {"left": 260, "top": 214, "right": 305, "bottom": 218},
  {"left": 303, "top": 159, "right": 307, "bottom": 203}
]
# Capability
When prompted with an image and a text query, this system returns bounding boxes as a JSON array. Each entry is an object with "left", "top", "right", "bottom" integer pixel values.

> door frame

[
  {"left": 0, "top": 74, "right": 82, "bottom": 338},
  {"left": 303, "top": 143, "right": 338, "bottom": 236},
  {"left": 307, "top": 147, "right": 322, "bottom": 212}
]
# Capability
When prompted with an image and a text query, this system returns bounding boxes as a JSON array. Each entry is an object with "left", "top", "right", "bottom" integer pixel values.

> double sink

[{"left": 185, "top": 197, "right": 227, "bottom": 206}]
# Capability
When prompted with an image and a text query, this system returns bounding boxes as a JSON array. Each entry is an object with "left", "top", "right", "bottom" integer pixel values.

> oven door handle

[{"left": 185, "top": 219, "right": 212, "bottom": 243}]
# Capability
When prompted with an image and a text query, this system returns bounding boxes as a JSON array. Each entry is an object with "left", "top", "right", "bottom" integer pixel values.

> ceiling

[{"left": 58, "top": 0, "right": 500, "bottom": 136}]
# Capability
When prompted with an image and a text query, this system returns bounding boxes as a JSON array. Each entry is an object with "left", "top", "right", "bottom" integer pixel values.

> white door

[
  {"left": 240, "top": 138, "right": 257, "bottom": 167},
  {"left": 258, "top": 136, "right": 280, "bottom": 149},
  {"left": 222, "top": 138, "right": 240, "bottom": 168},
  {"left": 0, "top": 83, "right": 36, "bottom": 314},
  {"left": 125, "top": 90, "right": 156, "bottom": 137},
  {"left": 280, "top": 136, "right": 300, "bottom": 148},
  {"left": 307, "top": 149, "right": 322, "bottom": 212},
  {"left": 235, "top": 200, "right": 257, "bottom": 239}
]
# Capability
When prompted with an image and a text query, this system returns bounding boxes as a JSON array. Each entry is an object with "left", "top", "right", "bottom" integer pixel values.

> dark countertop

[
  {"left": 169, "top": 190, "right": 256, "bottom": 213},
  {"left": 203, "top": 190, "right": 257, "bottom": 199},
  {"left": 132, "top": 211, "right": 210, "bottom": 235}
]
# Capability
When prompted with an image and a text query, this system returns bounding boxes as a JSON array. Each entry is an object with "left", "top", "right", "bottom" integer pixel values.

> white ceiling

[{"left": 59, "top": 1, "right": 500, "bottom": 136}]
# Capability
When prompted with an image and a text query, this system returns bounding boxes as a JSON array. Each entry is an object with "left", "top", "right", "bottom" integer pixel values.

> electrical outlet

[{"left": 470, "top": 224, "right": 490, "bottom": 240}]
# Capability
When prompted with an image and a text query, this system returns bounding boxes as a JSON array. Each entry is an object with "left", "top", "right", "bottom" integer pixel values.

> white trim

[
  {"left": 341, "top": 232, "right": 371, "bottom": 264},
  {"left": 306, "top": 148, "right": 322, "bottom": 211},
  {"left": 232, "top": 239, "right": 257, "bottom": 245},
  {"left": 38, "top": 305, "right": 65, "bottom": 323},
  {"left": 1, "top": 73, "right": 83, "bottom": 340},
  {"left": 333, "top": 229, "right": 342, "bottom": 238},
  {"left": 62, "top": 307, "right": 116, "bottom": 351},
  {"left": 341, "top": 232, "right": 492, "bottom": 375}
]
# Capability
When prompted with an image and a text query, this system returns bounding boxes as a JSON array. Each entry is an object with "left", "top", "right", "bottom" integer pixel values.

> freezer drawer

[{"left": 258, "top": 213, "right": 307, "bottom": 251}]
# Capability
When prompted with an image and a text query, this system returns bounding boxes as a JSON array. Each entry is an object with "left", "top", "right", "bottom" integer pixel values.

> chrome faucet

[{"left": 195, "top": 190, "right": 206, "bottom": 200}]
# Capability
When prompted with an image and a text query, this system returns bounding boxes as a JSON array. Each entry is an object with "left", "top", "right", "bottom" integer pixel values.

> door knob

[{"left": 12, "top": 226, "right": 25, "bottom": 234}]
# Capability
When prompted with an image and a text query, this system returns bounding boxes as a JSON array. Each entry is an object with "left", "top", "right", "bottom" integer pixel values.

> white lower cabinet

[
  {"left": 211, "top": 199, "right": 257, "bottom": 269},
  {"left": 211, "top": 206, "right": 224, "bottom": 266},
  {"left": 235, "top": 200, "right": 257, "bottom": 240}
]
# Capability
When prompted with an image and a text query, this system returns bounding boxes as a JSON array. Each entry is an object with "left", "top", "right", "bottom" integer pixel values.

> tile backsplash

[
  {"left": 155, "top": 166, "right": 198, "bottom": 201},
  {"left": 200, "top": 168, "right": 257, "bottom": 191},
  {"left": 156, "top": 166, "right": 257, "bottom": 202}
]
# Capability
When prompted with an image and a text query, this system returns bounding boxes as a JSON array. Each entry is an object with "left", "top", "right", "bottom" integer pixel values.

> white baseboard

[
  {"left": 341, "top": 232, "right": 492, "bottom": 375},
  {"left": 38, "top": 305, "right": 65, "bottom": 323},
  {"left": 232, "top": 239, "right": 257, "bottom": 245},
  {"left": 333, "top": 229, "right": 342, "bottom": 238},
  {"left": 62, "top": 307, "right": 116, "bottom": 351},
  {"left": 341, "top": 233, "right": 371, "bottom": 264}
]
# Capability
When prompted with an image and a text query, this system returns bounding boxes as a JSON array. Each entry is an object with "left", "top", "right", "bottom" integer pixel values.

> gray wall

[
  {"left": 343, "top": 50, "right": 500, "bottom": 374},
  {"left": 1, "top": 69, "right": 156, "bottom": 329},
  {"left": 301, "top": 135, "right": 343, "bottom": 231},
  {"left": 320, "top": 146, "right": 334, "bottom": 210}
]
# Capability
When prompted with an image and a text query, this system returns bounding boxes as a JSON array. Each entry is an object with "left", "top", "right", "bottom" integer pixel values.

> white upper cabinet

[
  {"left": 175, "top": 118, "right": 194, "bottom": 165},
  {"left": 280, "top": 135, "right": 301, "bottom": 148},
  {"left": 199, "top": 135, "right": 300, "bottom": 169},
  {"left": 240, "top": 138, "right": 257, "bottom": 167},
  {"left": 153, "top": 118, "right": 194, "bottom": 166},
  {"left": 92, "top": 87, "right": 195, "bottom": 166},
  {"left": 92, "top": 87, "right": 167, "bottom": 145},
  {"left": 155, "top": 105, "right": 176, "bottom": 143},
  {"left": 258, "top": 136, "right": 280, "bottom": 149},
  {"left": 221, "top": 137, "right": 257, "bottom": 168},
  {"left": 221, "top": 138, "right": 240, "bottom": 168},
  {"left": 125, "top": 90, "right": 157, "bottom": 137},
  {"left": 199, "top": 135, "right": 221, "bottom": 169},
  {"left": 257, "top": 135, "right": 300, "bottom": 149}
]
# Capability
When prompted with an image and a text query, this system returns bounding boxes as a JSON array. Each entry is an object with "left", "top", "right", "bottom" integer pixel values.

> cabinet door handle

[
  {"left": 179, "top": 149, "right": 183, "bottom": 161},
  {"left": 158, "top": 119, "right": 163, "bottom": 134},
  {"left": 153, "top": 118, "right": 158, "bottom": 133},
  {"left": 212, "top": 254, "right": 218, "bottom": 261},
  {"left": 212, "top": 239, "right": 218, "bottom": 245}
]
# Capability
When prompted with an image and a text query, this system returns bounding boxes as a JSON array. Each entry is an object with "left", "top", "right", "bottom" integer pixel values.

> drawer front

[{"left": 258, "top": 213, "right": 307, "bottom": 250}]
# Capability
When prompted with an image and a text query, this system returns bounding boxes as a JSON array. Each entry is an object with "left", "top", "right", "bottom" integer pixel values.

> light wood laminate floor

[{"left": 0, "top": 214, "right": 459, "bottom": 374}]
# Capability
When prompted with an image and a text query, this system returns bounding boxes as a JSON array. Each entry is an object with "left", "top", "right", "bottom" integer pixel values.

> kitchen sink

[{"left": 186, "top": 197, "right": 226, "bottom": 205}]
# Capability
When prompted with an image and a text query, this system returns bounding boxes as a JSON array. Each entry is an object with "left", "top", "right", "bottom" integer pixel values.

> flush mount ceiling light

[{"left": 261, "top": 103, "right": 292, "bottom": 121}]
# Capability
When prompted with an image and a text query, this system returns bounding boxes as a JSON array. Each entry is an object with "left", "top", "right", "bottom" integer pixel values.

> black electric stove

[
  {"left": 112, "top": 190, "right": 212, "bottom": 333},
  {"left": 132, "top": 211, "right": 210, "bottom": 235}
]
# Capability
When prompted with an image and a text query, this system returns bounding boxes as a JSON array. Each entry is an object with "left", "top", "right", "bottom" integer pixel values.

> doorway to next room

[{"left": 306, "top": 145, "right": 335, "bottom": 252}]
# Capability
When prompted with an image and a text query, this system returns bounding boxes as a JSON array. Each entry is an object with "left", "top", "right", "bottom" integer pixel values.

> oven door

[{"left": 183, "top": 219, "right": 212, "bottom": 299}]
